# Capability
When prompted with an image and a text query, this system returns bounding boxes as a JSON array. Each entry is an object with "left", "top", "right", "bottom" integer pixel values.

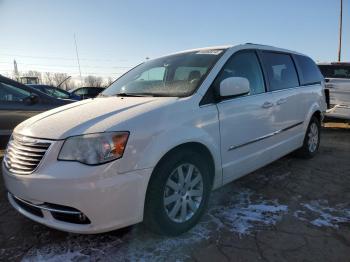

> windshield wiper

[{"left": 115, "top": 92, "right": 155, "bottom": 97}]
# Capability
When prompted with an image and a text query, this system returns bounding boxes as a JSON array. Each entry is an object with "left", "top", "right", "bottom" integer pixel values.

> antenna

[{"left": 74, "top": 33, "right": 83, "bottom": 84}]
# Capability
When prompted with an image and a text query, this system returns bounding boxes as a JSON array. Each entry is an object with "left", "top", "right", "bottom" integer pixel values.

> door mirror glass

[{"left": 219, "top": 77, "right": 250, "bottom": 97}]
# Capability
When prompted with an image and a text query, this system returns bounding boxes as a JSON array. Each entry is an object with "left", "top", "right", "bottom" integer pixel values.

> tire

[
  {"left": 144, "top": 149, "right": 212, "bottom": 236},
  {"left": 296, "top": 116, "right": 321, "bottom": 158}
]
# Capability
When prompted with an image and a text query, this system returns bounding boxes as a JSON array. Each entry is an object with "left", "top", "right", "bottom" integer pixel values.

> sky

[{"left": 0, "top": 0, "right": 348, "bottom": 81}]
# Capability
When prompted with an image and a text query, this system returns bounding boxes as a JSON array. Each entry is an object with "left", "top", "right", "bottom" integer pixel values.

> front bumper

[{"left": 2, "top": 161, "right": 153, "bottom": 234}]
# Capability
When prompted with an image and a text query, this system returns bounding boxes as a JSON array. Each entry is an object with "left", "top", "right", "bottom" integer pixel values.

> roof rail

[{"left": 244, "top": 43, "right": 271, "bottom": 46}]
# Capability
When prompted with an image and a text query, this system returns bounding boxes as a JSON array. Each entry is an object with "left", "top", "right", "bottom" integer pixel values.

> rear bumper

[
  {"left": 2, "top": 162, "right": 153, "bottom": 234},
  {"left": 325, "top": 105, "right": 350, "bottom": 121}
]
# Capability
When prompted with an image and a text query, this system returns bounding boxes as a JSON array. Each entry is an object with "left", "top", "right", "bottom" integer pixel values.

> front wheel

[
  {"left": 144, "top": 150, "right": 211, "bottom": 236},
  {"left": 296, "top": 116, "right": 321, "bottom": 158}
]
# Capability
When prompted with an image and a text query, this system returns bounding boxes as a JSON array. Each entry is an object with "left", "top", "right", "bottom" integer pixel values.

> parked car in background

[
  {"left": 70, "top": 87, "right": 104, "bottom": 99},
  {"left": 318, "top": 62, "right": 350, "bottom": 121},
  {"left": 0, "top": 75, "right": 75, "bottom": 147},
  {"left": 2, "top": 44, "right": 326, "bottom": 236},
  {"left": 28, "top": 84, "right": 81, "bottom": 101}
]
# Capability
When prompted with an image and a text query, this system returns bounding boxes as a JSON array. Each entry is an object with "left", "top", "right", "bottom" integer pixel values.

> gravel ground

[{"left": 0, "top": 124, "right": 349, "bottom": 262}]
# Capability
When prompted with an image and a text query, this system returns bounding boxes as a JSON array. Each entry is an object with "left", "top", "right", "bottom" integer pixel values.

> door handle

[
  {"left": 276, "top": 98, "right": 287, "bottom": 105},
  {"left": 262, "top": 101, "right": 274, "bottom": 108}
]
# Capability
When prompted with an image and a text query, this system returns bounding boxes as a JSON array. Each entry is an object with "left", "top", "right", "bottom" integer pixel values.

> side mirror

[
  {"left": 219, "top": 77, "right": 250, "bottom": 98},
  {"left": 24, "top": 93, "right": 39, "bottom": 105}
]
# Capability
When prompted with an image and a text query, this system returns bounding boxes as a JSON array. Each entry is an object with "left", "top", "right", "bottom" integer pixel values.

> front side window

[
  {"left": 261, "top": 52, "right": 299, "bottom": 91},
  {"left": 0, "top": 82, "right": 30, "bottom": 102},
  {"left": 102, "top": 49, "right": 225, "bottom": 97},
  {"left": 295, "top": 55, "right": 323, "bottom": 85},
  {"left": 214, "top": 51, "right": 265, "bottom": 96}
]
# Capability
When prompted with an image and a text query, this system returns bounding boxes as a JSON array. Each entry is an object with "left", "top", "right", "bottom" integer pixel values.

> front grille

[{"left": 4, "top": 134, "right": 51, "bottom": 175}]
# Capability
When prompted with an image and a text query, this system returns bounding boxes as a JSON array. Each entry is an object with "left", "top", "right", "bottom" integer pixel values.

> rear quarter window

[
  {"left": 295, "top": 55, "right": 323, "bottom": 85},
  {"left": 261, "top": 52, "right": 299, "bottom": 91}
]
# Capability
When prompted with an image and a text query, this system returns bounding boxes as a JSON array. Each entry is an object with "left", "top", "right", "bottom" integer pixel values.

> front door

[{"left": 216, "top": 51, "right": 275, "bottom": 184}]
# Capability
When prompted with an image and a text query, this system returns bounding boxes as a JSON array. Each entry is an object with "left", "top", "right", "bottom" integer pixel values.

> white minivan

[{"left": 2, "top": 44, "right": 326, "bottom": 235}]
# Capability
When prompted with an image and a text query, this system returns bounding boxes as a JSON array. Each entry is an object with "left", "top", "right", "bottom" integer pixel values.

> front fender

[
  {"left": 116, "top": 103, "right": 222, "bottom": 189},
  {"left": 140, "top": 126, "right": 222, "bottom": 189}
]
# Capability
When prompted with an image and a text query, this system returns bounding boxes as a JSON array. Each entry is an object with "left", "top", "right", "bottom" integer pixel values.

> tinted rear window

[
  {"left": 261, "top": 52, "right": 299, "bottom": 91},
  {"left": 318, "top": 65, "right": 350, "bottom": 79},
  {"left": 295, "top": 55, "right": 323, "bottom": 85}
]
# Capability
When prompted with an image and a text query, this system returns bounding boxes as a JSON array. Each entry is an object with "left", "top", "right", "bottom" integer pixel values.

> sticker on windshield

[{"left": 196, "top": 50, "right": 223, "bottom": 55}]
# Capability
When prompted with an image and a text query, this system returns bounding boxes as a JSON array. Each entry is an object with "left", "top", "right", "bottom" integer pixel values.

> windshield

[
  {"left": 102, "top": 49, "right": 225, "bottom": 97},
  {"left": 318, "top": 65, "right": 350, "bottom": 79}
]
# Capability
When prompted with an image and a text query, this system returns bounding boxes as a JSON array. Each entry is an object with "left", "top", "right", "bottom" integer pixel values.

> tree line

[{"left": 11, "top": 70, "right": 114, "bottom": 90}]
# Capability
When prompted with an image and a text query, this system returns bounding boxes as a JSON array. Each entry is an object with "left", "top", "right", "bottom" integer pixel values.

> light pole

[{"left": 338, "top": 0, "right": 343, "bottom": 62}]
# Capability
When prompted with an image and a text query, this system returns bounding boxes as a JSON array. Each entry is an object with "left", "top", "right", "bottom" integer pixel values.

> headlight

[{"left": 58, "top": 132, "right": 129, "bottom": 165}]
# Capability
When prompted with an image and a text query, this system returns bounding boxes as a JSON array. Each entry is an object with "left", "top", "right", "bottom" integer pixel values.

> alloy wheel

[
  {"left": 163, "top": 163, "right": 204, "bottom": 223},
  {"left": 308, "top": 122, "right": 319, "bottom": 153}
]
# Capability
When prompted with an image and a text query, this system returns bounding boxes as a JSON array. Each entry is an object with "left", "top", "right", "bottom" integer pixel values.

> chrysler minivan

[{"left": 2, "top": 44, "right": 326, "bottom": 235}]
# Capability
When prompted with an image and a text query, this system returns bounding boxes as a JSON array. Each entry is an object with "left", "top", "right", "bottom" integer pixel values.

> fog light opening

[{"left": 79, "top": 213, "right": 88, "bottom": 222}]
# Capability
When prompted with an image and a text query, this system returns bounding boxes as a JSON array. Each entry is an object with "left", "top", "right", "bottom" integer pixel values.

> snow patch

[
  {"left": 294, "top": 200, "right": 350, "bottom": 228},
  {"left": 22, "top": 188, "right": 288, "bottom": 262},
  {"left": 28, "top": 250, "right": 88, "bottom": 262},
  {"left": 209, "top": 190, "right": 288, "bottom": 235},
  {"left": 22, "top": 221, "right": 211, "bottom": 262}
]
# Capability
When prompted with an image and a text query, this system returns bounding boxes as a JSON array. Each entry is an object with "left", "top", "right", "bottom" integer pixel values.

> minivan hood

[{"left": 15, "top": 97, "right": 177, "bottom": 139}]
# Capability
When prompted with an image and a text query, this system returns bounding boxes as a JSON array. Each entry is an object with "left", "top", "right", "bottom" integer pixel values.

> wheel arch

[
  {"left": 148, "top": 142, "right": 217, "bottom": 190},
  {"left": 312, "top": 110, "right": 322, "bottom": 123},
  {"left": 304, "top": 103, "right": 323, "bottom": 131}
]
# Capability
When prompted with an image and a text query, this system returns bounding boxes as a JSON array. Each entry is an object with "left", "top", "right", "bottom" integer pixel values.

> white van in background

[
  {"left": 318, "top": 62, "right": 350, "bottom": 121},
  {"left": 3, "top": 44, "right": 327, "bottom": 236}
]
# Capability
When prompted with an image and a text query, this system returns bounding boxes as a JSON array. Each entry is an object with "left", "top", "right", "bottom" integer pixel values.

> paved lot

[{"left": 0, "top": 124, "right": 350, "bottom": 262}]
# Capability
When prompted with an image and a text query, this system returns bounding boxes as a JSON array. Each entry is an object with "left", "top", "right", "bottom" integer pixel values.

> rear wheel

[
  {"left": 296, "top": 116, "right": 321, "bottom": 158},
  {"left": 144, "top": 150, "right": 211, "bottom": 236}
]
